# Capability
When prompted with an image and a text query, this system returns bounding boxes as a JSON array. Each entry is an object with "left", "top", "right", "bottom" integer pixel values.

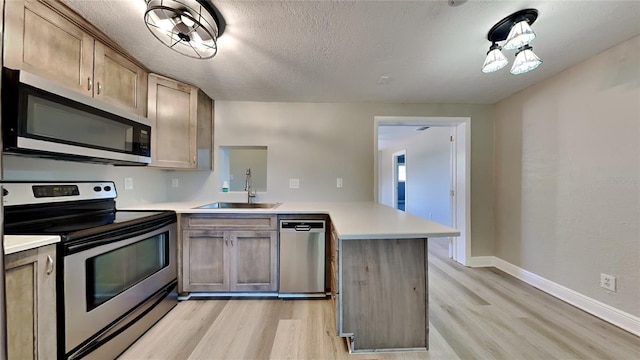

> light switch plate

[
  {"left": 124, "top": 177, "right": 133, "bottom": 190},
  {"left": 171, "top": 178, "right": 179, "bottom": 188},
  {"left": 337, "top": 178, "right": 343, "bottom": 188},
  {"left": 289, "top": 178, "right": 300, "bottom": 189}
]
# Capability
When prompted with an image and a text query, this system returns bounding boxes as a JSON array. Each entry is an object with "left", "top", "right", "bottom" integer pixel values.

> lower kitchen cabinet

[
  {"left": 182, "top": 229, "right": 278, "bottom": 293},
  {"left": 5, "top": 244, "right": 57, "bottom": 360}
]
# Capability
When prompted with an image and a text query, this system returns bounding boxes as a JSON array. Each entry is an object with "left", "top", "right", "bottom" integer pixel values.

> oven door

[{"left": 63, "top": 222, "right": 176, "bottom": 355}]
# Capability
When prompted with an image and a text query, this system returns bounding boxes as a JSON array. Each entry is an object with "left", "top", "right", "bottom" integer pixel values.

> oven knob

[
  {"left": 104, "top": 186, "right": 112, "bottom": 192},
  {"left": 93, "top": 186, "right": 102, "bottom": 192}
]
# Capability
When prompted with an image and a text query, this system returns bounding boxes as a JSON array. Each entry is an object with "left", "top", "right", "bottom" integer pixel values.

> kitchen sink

[{"left": 196, "top": 202, "right": 282, "bottom": 209}]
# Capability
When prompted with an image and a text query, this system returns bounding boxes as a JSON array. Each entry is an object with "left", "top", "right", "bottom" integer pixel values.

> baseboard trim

[
  {"left": 468, "top": 256, "right": 495, "bottom": 267},
  {"left": 493, "top": 257, "right": 640, "bottom": 337}
]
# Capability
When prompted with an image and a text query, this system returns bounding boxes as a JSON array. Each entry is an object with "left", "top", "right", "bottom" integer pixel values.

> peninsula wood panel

[
  {"left": 341, "top": 238, "right": 427, "bottom": 351},
  {"left": 94, "top": 42, "right": 147, "bottom": 116},
  {"left": 4, "top": 0, "right": 94, "bottom": 96},
  {"left": 231, "top": 231, "right": 278, "bottom": 291},
  {"left": 5, "top": 245, "right": 57, "bottom": 360},
  {"left": 182, "top": 230, "right": 229, "bottom": 292}
]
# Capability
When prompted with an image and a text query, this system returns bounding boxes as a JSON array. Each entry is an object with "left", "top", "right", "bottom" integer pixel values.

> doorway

[
  {"left": 374, "top": 116, "right": 471, "bottom": 266},
  {"left": 394, "top": 152, "right": 406, "bottom": 211}
]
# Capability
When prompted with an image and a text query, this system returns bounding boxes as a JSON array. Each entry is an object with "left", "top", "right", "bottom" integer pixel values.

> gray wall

[
  {"left": 2, "top": 156, "right": 171, "bottom": 208},
  {"left": 171, "top": 101, "right": 496, "bottom": 256},
  {"left": 380, "top": 127, "right": 452, "bottom": 226},
  {"left": 1, "top": 102, "right": 494, "bottom": 256},
  {"left": 494, "top": 36, "right": 640, "bottom": 316}
]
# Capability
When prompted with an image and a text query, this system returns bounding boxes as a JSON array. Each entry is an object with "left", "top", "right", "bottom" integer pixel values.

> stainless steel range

[{"left": 2, "top": 181, "right": 177, "bottom": 359}]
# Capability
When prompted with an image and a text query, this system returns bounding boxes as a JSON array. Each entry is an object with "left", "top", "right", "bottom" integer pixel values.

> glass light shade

[
  {"left": 503, "top": 20, "right": 536, "bottom": 50},
  {"left": 481, "top": 47, "right": 508, "bottom": 73},
  {"left": 144, "top": 0, "right": 219, "bottom": 59},
  {"left": 510, "top": 46, "right": 542, "bottom": 75}
]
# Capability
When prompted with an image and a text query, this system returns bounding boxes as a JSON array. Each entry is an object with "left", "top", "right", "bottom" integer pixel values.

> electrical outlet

[
  {"left": 600, "top": 273, "right": 616, "bottom": 292},
  {"left": 337, "top": 178, "right": 343, "bottom": 188},
  {"left": 171, "top": 178, "right": 179, "bottom": 188},
  {"left": 289, "top": 178, "right": 300, "bottom": 189},
  {"left": 124, "top": 177, "right": 133, "bottom": 190}
]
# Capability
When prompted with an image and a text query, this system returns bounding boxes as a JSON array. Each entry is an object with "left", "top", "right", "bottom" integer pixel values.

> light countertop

[
  {"left": 4, "top": 235, "right": 61, "bottom": 255},
  {"left": 123, "top": 201, "right": 460, "bottom": 240}
]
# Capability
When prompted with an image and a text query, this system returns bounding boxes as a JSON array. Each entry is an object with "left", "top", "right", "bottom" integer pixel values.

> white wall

[
  {"left": 379, "top": 127, "right": 452, "bottom": 226},
  {"left": 494, "top": 36, "right": 640, "bottom": 316}
]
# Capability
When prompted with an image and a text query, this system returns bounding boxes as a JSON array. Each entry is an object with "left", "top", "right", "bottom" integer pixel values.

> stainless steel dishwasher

[{"left": 279, "top": 220, "right": 326, "bottom": 298}]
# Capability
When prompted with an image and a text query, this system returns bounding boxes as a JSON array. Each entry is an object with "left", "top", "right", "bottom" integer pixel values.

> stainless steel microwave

[{"left": 1, "top": 67, "right": 151, "bottom": 165}]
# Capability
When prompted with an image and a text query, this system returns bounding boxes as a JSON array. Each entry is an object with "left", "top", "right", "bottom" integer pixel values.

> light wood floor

[{"left": 120, "top": 238, "right": 640, "bottom": 360}]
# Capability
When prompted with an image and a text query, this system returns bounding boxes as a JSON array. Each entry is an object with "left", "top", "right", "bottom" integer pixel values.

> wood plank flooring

[{"left": 120, "top": 238, "right": 640, "bottom": 360}]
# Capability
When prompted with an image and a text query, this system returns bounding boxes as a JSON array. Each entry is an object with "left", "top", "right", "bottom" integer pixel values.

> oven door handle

[{"left": 65, "top": 216, "right": 176, "bottom": 255}]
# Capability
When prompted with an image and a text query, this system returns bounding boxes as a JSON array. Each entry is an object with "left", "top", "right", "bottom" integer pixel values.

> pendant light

[
  {"left": 144, "top": 0, "right": 225, "bottom": 59},
  {"left": 510, "top": 45, "right": 543, "bottom": 75},
  {"left": 481, "top": 43, "right": 508, "bottom": 73},
  {"left": 503, "top": 18, "right": 536, "bottom": 51}
]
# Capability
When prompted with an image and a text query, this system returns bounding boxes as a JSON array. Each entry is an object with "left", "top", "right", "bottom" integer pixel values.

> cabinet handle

[
  {"left": 97, "top": 82, "right": 102, "bottom": 95},
  {"left": 46, "top": 255, "right": 54, "bottom": 275},
  {"left": 88, "top": 77, "right": 93, "bottom": 91},
  {"left": 225, "top": 238, "right": 229, "bottom": 246},
  {"left": 230, "top": 238, "right": 234, "bottom": 247},
  {"left": 192, "top": 155, "right": 196, "bottom": 163}
]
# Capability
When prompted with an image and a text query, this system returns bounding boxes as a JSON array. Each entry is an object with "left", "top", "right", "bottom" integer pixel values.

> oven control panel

[
  {"left": 33, "top": 185, "right": 80, "bottom": 198},
  {"left": 1, "top": 181, "right": 117, "bottom": 206}
]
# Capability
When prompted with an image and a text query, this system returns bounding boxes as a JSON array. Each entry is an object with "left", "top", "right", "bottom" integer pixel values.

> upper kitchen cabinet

[
  {"left": 92, "top": 42, "right": 148, "bottom": 116},
  {"left": 3, "top": 0, "right": 148, "bottom": 116},
  {"left": 148, "top": 73, "right": 213, "bottom": 169}
]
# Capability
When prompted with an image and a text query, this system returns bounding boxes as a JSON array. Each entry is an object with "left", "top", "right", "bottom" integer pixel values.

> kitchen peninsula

[{"left": 126, "top": 201, "right": 459, "bottom": 352}]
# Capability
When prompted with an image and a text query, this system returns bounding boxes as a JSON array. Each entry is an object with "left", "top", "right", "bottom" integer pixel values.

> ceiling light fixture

[
  {"left": 144, "top": 0, "right": 225, "bottom": 59},
  {"left": 482, "top": 9, "right": 542, "bottom": 75},
  {"left": 510, "top": 45, "right": 543, "bottom": 75},
  {"left": 481, "top": 43, "right": 508, "bottom": 73}
]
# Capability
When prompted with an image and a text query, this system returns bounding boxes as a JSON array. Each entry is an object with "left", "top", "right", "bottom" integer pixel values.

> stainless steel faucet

[{"left": 245, "top": 168, "right": 256, "bottom": 203}]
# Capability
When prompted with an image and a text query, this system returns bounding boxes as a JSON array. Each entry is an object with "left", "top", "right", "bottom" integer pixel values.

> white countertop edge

[
  {"left": 123, "top": 201, "right": 461, "bottom": 240},
  {"left": 340, "top": 231, "right": 460, "bottom": 240},
  {"left": 4, "top": 235, "right": 61, "bottom": 255}
]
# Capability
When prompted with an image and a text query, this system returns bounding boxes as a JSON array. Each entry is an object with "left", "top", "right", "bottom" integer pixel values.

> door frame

[{"left": 374, "top": 116, "right": 471, "bottom": 266}]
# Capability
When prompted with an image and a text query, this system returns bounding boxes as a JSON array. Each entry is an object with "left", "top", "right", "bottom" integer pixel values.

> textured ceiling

[{"left": 62, "top": 0, "right": 640, "bottom": 104}]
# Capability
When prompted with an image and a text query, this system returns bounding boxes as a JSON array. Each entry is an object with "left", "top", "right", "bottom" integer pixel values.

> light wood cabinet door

[
  {"left": 4, "top": 0, "right": 94, "bottom": 96},
  {"left": 182, "top": 230, "right": 230, "bottom": 292},
  {"left": 230, "top": 231, "right": 278, "bottom": 292},
  {"left": 148, "top": 74, "right": 198, "bottom": 168},
  {"left": 5, "top": 244, "right": 57, "bottom": 360},
  {"left": 94, "top": 42, "right": 148, "bottom": 116}
]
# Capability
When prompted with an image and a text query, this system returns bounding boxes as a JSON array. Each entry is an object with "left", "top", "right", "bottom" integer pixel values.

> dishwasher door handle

[{"left": 294, "top": 225, "right": 311, "bottom": 231}]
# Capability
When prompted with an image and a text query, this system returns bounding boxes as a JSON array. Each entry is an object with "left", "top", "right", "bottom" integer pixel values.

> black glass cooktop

[{"left": 4, "top": 200, "right": 174, "bottom": 242}]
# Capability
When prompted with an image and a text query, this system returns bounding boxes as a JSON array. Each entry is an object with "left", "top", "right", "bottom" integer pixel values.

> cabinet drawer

[{"left": 183, "top": 214, "right": 277, "bottom": 230}]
